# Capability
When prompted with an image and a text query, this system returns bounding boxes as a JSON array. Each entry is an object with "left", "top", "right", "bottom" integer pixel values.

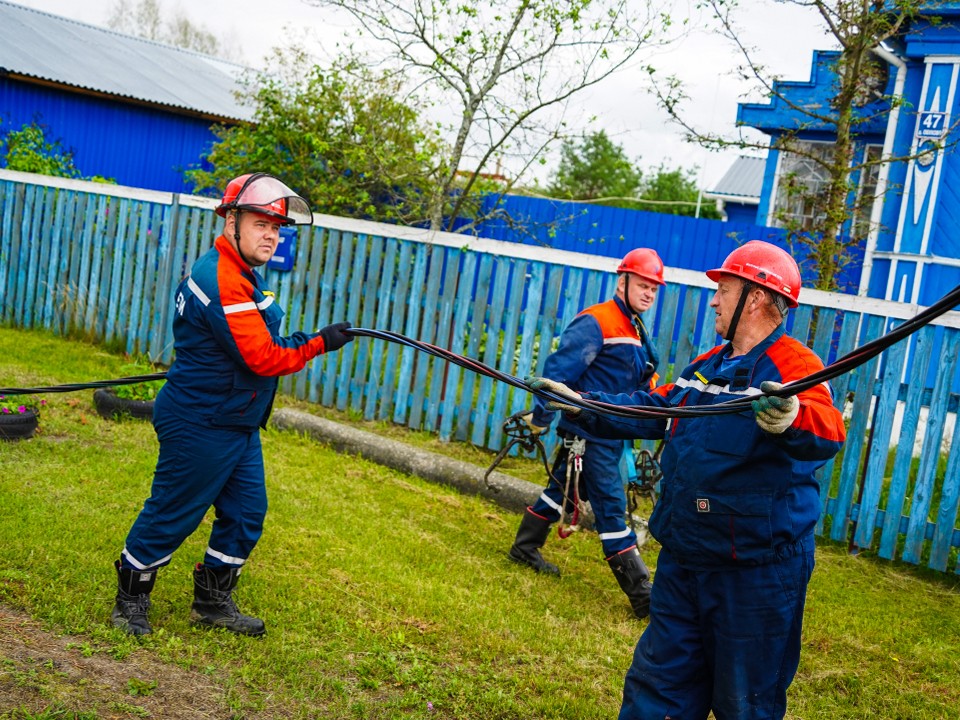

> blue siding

[
  {"left": 471, "top": 194, "right": 863, "bottom": 291},
  {"left": 723, "top": 202, "right": 759, "bottom": 224},
  {"left": 0, "top": 77, "right": 219, "bottom": 193}
]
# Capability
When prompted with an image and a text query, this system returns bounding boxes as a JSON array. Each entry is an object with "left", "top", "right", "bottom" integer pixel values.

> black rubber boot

[
  {"left": 608, "top": 547, "right": 653, "bottom": 620},
  {"left": 111, "top": 559, "right": 157, "bottom": 636},
  {"left": 190, "top": 563, "right": 266, "bottom": 637},
  {"left": 508, "top": 508, "right": 560, "bottom": 575}
]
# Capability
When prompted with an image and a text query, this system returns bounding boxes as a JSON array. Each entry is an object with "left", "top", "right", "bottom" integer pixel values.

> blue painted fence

[{"left": 2, "top": 169, "right": 959, "bottom": 575}]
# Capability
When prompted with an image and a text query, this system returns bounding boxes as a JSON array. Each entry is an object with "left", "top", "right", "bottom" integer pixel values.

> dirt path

[{"left": 0, "top": 604, "right": 248, "bottom": 718}]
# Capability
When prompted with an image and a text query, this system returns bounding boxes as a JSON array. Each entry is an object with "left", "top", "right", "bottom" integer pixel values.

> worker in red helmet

[
  {"left": 527, "top": 240, "right": 846, "bottom": 719},
  {"left": 507, "top": 247, "right": 666, "bottom": 620},
  {"left": 111, "top": 172, "right": 353, "bottom": 638}
]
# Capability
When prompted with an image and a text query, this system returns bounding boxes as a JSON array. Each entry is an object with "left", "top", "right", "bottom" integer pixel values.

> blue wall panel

[
  {"left": 472, "top": 194, "right": 863, "bottom": 292},
  {"left": 0, "top": 78, "right": 219, "bottom": 193},
  {"left": 724, "top": 203, "right": 759, "bottom": 224}
]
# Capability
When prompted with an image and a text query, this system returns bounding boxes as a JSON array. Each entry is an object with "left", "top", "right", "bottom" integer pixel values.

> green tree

[
  {"left": 186, "top": 51, "right": 448, "bottom": 226},
  {"left": 307, "top": 0, "right": 676, "bottom": 231},
  {"left": 548, "top": 130, "right": 642, "bottom": 203},
  {"left": 636, "top": 163, "right": 720, "bottom": 219},
  {"left": 542, "top": 133, "right": 719, "bottom": 218}
]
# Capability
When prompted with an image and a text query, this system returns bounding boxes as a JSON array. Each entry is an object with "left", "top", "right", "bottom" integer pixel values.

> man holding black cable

[
  {"left": 528, "top": 240, "right": 846, "bottom": 720},
  {"left": 111, "top": 173, "right": 353, "bottom": 638}
]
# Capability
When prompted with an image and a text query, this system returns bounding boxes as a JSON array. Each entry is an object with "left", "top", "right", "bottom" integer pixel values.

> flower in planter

[
  {"left": 0, "top": 395, "right": 44, "bottom": 440},
  {"left": 0, "top": 395, "right": 44, "bottom": 415}
]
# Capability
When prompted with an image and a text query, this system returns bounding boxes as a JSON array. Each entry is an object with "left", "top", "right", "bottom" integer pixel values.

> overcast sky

[{"left": 11, "top": 0, "right": 837, "bottom": 189}]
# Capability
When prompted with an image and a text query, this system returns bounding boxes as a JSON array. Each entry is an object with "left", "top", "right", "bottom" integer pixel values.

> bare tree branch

[{"left": 305, "top": 0, "right": 678, "bottom": 231}]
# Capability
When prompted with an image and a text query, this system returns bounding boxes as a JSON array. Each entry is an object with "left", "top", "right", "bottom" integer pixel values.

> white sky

[{"left": 10, "top": 0, "right": 837, "bottom": 189}]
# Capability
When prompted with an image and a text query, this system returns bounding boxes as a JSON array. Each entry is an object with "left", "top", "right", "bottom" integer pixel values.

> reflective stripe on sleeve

[{"left": 187, "top": 277, "right": 211, "bottom": 306}]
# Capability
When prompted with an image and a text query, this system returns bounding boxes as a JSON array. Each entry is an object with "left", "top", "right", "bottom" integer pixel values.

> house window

[
  {"left": 771, "top": 140, "right": 834, "bottom": 231},
  {"left": 853, "top": 144, "right": 883, "bottom": 239},
  {"left": 771, "top": 140, "right": 882, "bottom": 238}
]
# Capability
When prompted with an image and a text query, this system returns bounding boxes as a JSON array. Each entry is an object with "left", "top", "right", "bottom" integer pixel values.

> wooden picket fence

[{"left": 2, "top": 168, "right": 959, "bottom": 574}]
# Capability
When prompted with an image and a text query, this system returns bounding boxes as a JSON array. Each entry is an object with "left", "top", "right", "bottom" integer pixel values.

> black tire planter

[
  {"left": 0, "top": 410, "right": 39, "bottom": 440},
  {"left": 93, "top": 388, "right": 156, "bottom": 421}
]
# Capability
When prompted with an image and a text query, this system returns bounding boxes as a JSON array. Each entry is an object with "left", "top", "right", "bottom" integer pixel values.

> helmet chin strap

[
  {"left": 724, "top": 282, "right": 752, "bottom": 342},
  {"left": 231, "top": 211, "right": 259, "bottom": 268},
  {"left": 623, "top": 274, "right": 638, "bottom": 316}
]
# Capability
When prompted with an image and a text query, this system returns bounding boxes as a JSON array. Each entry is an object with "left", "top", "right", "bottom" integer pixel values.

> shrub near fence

[{"left": 2, "top": 168, "right": 960, "bottom": 575}]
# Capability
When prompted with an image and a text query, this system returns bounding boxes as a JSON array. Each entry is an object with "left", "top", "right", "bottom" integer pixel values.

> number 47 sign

[{"left": 917, "top": 111, "right": 948, "bottom": 139}]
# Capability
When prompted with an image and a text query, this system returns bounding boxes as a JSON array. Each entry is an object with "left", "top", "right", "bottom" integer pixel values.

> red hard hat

[
  {"left": 706, "top": 241, "right": 801, "bottom": 307},
  {"left": 215, "top": 172, "right": 313, "bottom": 226},
  {"left": 617, "top": 248, "right": 666, "bottom": 286}
]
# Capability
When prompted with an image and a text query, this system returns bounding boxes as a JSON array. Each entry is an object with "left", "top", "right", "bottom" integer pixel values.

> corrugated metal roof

[
  {"left": 705, "top": 156, "right": 765, "bottom": 202},
  {"left": 0, "top": 1, "right": 251, "bottom": 121}
]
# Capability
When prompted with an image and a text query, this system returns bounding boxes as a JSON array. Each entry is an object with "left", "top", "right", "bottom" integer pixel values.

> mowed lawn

[{"left": 1, "top": 326, "right": 959, "bottom": 719}]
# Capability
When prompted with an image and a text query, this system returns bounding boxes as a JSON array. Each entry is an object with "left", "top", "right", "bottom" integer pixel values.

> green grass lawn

[{"left": 1, "top": 326, "right": 959, "bottom": 719}]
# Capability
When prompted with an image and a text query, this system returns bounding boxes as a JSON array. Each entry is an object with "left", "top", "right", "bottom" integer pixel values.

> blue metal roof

[{"left": 0, "top": 1, "right": 251, "bottom": 121}]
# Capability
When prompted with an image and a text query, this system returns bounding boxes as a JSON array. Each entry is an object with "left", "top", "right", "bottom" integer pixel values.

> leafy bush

[
  {"left": 113, "top": 358, "right": 165, "bottom": 401},
  {"left": 0, "top": 117, "right": 116, "bottom": 183}
]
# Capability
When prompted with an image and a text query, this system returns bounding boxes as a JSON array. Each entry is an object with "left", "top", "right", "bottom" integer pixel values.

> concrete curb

[
  {"left": 271, "top": 407, "right": 543, "bottom": 514},
  {"left": 270, "top": 408, "right": 649, "bottom": 545}
]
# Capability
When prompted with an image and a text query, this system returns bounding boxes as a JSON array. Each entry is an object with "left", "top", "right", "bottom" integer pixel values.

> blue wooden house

[
  {"left": 736, "top": 3, "right": 960, "bottom": 304},
  {"left": 0, "top": 0, "right": 249, "bottom": 193}
]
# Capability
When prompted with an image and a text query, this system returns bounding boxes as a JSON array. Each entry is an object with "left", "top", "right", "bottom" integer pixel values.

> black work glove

[{"left": 318, "top": 322, "right": 353, "bottom": 353}]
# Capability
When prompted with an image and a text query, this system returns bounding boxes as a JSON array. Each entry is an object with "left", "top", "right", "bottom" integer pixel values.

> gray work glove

[
  {"left": 525, "top": 376, "right": 582, "bottom": 416},
  {"left": 752, "top": 380, "right": 799, "bottom": 434},
  {"left": 520, "top": 412, "right": 549, "bottom": 436}
]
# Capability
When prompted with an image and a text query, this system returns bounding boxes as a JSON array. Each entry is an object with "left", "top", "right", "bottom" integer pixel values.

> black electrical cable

[
  {"left": 344, "top": 281, "right": 960, "bottom": 421},
  {"left": 0, "top": 374, "right": 167, "bottom": 396},
  {"left": 5, "top": 283, "right": 959, "bottom": 418}
]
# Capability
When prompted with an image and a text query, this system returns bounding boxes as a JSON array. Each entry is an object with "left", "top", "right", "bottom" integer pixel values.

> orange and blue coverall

[
  {"left": 121, "top": 235, "right": 332, "bottom": 572},
  {"left": 573, "top": 323, "right": 846, "bottom": 719},
  {"left": 528, "top": 296, "right": 658, "bottom": 556}
]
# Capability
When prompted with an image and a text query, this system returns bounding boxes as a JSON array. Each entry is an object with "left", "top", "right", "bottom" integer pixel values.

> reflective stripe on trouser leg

[
  {"left": 579, "top": 440, "right": 637, "bottom": 555},
  {"left": 530, "top": 444, "right": 573, "bottom": 522},
  {"left": 532, "top": 438, "right": 637, "bottom": 555},
  {"left": 122, "top": 416, "right": 265, "bottom": 570}
]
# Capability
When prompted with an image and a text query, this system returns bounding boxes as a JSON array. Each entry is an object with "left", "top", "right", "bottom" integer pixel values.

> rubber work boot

[
  {"left": 607, "top": 546, "right": 653, "bottom": 620},
  {"left": 508, "top": 508, "right": 560, "bottom": 575},
  {"left": 112, "top": 559, "right": 157, "bottom": 636},
  {"left": 190, "top": 563, "right": 266, "bottom": 637}
]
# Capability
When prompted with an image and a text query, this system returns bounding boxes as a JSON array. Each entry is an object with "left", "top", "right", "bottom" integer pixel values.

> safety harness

[
  {"left": 556, "top": 435, "right": 587, "bottom": 538},
  {"left": 627, "top": 442, "right": 663, "bottom": 534},
  {"left": 482, "top": 413, "right": 590, "bottom": 539}
]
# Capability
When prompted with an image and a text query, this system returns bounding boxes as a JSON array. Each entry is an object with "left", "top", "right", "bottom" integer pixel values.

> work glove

[
  {"left": 318, "top": 322, "right": 353, "bottom": 353},
  {"left": 520, "top": 412, "right": 549, "bottom": 436},
  {"left": 752, "top": 380, "right": 799, "bottom": 434},
  {"left": 525, "top": 376, "right": 582, "bottom": 417}
]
